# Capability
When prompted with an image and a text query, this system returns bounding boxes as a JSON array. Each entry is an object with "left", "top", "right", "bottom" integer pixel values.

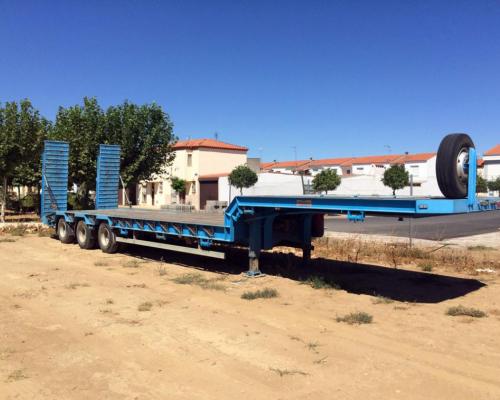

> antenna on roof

[{"left": 214, "top": 131, "right": 219, "bottom": 140}]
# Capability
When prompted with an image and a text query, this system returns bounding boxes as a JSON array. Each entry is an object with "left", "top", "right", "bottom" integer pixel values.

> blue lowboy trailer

[{"left": 40, "top": 134, "right": 500, "bottom": 275}]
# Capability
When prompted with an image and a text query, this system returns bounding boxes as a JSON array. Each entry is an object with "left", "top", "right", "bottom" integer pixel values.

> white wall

[
  {"left": 484, "top": 156, "right": 500, "bottom": 180},
  {"left": 333, "top": 174, "right": 442, "bottom": 197},
  {"left": 309, "top": 166, "right": 342, "bottom": 176},
  {"left": 404, "top": 157, "right": 436, "bottom": 183},
  {"left": 219, "top": 173, "right": 304, "bottom": 203}
]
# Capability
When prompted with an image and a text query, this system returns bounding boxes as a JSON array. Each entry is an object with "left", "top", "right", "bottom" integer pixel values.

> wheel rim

[
  {"left": 77, "top": 224, "right": 86, "bottom": 243},
  {"left": 456, "top": 147, "right": 469, "bottom": 183},
  {"left": 101, "top": 228, "right": 110, "bottom": 247}
]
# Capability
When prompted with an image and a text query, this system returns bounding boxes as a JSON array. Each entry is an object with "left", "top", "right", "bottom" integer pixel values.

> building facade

[
  {"left": 137, "top": 138, "right": 248, "bottom": 210},
  {"left": 483, "top": 144, "right": 500, "bottom": 181}
]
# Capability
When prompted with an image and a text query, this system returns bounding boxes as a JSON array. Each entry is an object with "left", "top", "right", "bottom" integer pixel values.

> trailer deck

[
  {"left": 40, "top": 139, "right": 500, "bottom": 275},
  {"left": 66, "top": 209, "right": 226, "bottom": 227}
]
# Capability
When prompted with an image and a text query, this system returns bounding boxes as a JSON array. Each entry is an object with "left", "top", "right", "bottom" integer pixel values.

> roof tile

[
  {"left": 174, "top": 138, "right": 248, "bottom": 152},
  {"left": 484, "top": 144, "right": 500, "bottom": 156}
]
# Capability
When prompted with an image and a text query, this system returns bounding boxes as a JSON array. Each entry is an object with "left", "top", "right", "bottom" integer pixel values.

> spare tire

[{"left": 436, "top": 133, "right": 474, "bottom": 199}]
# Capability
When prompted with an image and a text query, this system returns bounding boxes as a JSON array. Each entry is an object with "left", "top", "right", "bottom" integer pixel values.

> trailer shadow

[{"left": 120, "top": 245, "right": 486, "bottom": 304}]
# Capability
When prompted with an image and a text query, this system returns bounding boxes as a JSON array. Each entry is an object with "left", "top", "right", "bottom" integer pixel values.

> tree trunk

[
  {"left": 17, "top": 185, "right": 21, "bottom": 213},
  {"left": 1, "top": 176, "right": 6, "bottom": 223},
  {"left": 240, "top": 187, "right": 243, "bottom": 195}
]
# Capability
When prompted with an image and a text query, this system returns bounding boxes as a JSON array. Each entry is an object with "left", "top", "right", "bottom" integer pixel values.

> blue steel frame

[{"left": 42, "top": 141, "right": 499, "bottom": 273}]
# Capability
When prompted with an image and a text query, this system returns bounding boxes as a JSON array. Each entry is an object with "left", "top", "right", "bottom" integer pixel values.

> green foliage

[
  {"left": 51, "top": 97, "right": 105, "bottom": 195},
  {"left": 0, "top": 99, "right": 49, "bottom": 219},
  {"left": 170, "top": 176, "right": 186, "bottom": 194},
  {"left": 51, "top": 97, "right": 176, "bottom": 208},
  {"left": 382, "top": 164, "right": 409, "bottom": 196},
  {"left": 312, "top": 169, "right": 341, "bottom": 194},
  {"left": 476, "top": 175, "right": 488, "bottom": 193},
  {"left": 488, "top": 177, "right": 500, "bottom": 192},
  {"left": 104, "top": 101, "right": 176, "bottom": 187},
  {"left": 228, "top": 165, "right": 258, "bottom": 194}
]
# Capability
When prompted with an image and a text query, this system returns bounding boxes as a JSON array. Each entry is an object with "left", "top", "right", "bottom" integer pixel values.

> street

[{"left": 325, "top": 210, "right": 500, "bottom": 240}]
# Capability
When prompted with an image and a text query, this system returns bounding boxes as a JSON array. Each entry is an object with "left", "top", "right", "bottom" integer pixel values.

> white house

[
  {"left": 483, "top": 144, "right": 500, "bottom": 181},
  {"left": 137, "top": 138, "right": 248, "bottom": 210}
]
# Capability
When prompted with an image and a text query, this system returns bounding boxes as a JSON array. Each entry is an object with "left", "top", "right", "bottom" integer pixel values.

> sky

[{"left": 1, "top": 0, "right": 500, "bottom": 161}]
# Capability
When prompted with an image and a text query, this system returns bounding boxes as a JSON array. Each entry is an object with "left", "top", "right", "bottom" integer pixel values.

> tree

[
  {"left": 382, "top": 164, "right": 409, "bottom": 196},
  {"left": 51, "top": 98, "right": 176, "bottom": 208},
  {"left": 50, "top": 97, "right": 106, "bottom": 208},
  {"left": 476, "top": 175, "right": 488, "bottom": 193},
  {"left": 170, "top": 176, "right": 186, "bottom": 203},
  {"left": 312, "top": 169, "right": 341, "bottom": 194},
  {"left": 228, "top": 165, "right": 258, "bottom": 195},
  {"left": 488, "top": 177, "right": 500, "bottom": 192},
  {"left": 0, "top": 102, "right": 18, "bottom": 222},
  {"left": 0, "top": 100, "right": 49, "bottom": 220},
  {"left": 12, "top": 100, "right": 51, "bottom": 195},
  {"left": 105, "top": 101, "right": 176, "bottom": 191}
]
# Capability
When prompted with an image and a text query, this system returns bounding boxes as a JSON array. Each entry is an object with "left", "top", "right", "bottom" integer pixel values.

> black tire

[
  {"left": 436, "top": 133, "right": 475, "bottom": 199},
  {"left": 57, "top": 218, "right": 75, "bottom": 244},
  {"left": 76, "top": 220, "right": 96, "bottom": 250},
  {"left": 97, "top": 223, "right": 119, "bottom": 254}
]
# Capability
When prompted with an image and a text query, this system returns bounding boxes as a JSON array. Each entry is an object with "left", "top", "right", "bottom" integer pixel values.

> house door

[{"left": 199, "top": 180, "right": 218, "bottom": 209}]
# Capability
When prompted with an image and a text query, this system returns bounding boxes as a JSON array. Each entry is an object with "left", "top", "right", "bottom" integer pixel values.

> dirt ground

[{"left": 1, "top": 234, "right": 500, "bottom": 400}]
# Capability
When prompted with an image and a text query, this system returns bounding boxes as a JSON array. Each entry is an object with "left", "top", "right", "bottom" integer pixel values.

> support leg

[
  {"left": 248, "top": 250, "right": 261, "bottom": 276},
  {"left": 247, "top": 220, "right": 263, "bottom": 277},
  {"left": 301, "top": 214, "right": 313, "bottom": 266},
  {"left": 302, "top": 246, "right": 311, "bottom": 266}
]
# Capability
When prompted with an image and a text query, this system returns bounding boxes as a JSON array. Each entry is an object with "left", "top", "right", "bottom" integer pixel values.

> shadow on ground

[{"left": 108, "top": 242, "right": 486, "bottom": 304}]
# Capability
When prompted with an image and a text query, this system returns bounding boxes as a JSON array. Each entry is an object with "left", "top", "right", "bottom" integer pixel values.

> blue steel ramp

[
  {"left": 95, "top": 144, "right": 121, "bottom": 209},
  {"left": 41, "top": 141, "right": 69, "bottom": 225}
]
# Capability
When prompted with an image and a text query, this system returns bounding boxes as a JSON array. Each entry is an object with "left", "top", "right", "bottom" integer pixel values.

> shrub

[
  {"left": 336, "top": 311, "right": 373, "bottom": 325},
  {"left": 418, "top": 262, "right": 433, "bottom": 272},
  {"left": 241, "top": 288, "right": 279, "bottom": 300},
  {"left": 302, "top": 275, "right": 340, "bottom": 290},
  {"left": 446, "top": 305, "right": 486, "bottom": 318},
  {"left": 138, "top": 302, "right": 153, "bottom": 312}
]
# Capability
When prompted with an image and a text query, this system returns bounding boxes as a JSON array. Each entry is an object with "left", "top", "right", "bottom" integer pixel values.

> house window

[
  {"left": 158, "top": 182, "right": 163, "bottom": 194},
  {"left": 356, "top": 167, "right": 364, "bottom": 171},
  {"left": 187, "top": 154, "right": 192, "bottom": 167},
  {"left": 346, "top": 169, "right": 351, "bottom": 174}
]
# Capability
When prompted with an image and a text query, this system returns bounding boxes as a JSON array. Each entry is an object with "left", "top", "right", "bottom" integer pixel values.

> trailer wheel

[
  {"left": 436, "top": 133, "right": 474, "bottom": 199},
  {"left": 57, "top": 218, "right": 75, "bottom": 244},
  {"left": 76, "top": 220, "right": 96, "bottom": 250},
  {"left": 97, "top": 223, "right": 119, "bottom": 253}
]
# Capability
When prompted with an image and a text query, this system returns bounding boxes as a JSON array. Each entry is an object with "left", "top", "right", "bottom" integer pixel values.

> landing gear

[{"left": 436, "top": 133, "right": 475, "bottom": 199}]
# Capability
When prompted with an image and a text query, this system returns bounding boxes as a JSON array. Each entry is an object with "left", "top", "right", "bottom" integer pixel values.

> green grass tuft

[
  {"left": 446, "top": 305, "right": 486, "bottom": 318},
  {"left": 467, "top": 245, "right": 495, "bottom": 251},
  {"left": 241, "top": 287, "right": 279, "bottom": 300},
  {"left": 418, "top": 262, "right": 433, "bottom": 272},
  {"left": 336, "top": 311, "right": 373, "bottom": 325},
  {"left": 172, "top": 272, "right": 226, "bottom": 291},
  {"left": 269, "top": 367, "right": 307, "bottom": 377},
  {"left": 138, "top": 301, "right": 153, "bottom": 312},
  {"left": 302, "top": 275, "right": 340, "bottom": 290}
]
